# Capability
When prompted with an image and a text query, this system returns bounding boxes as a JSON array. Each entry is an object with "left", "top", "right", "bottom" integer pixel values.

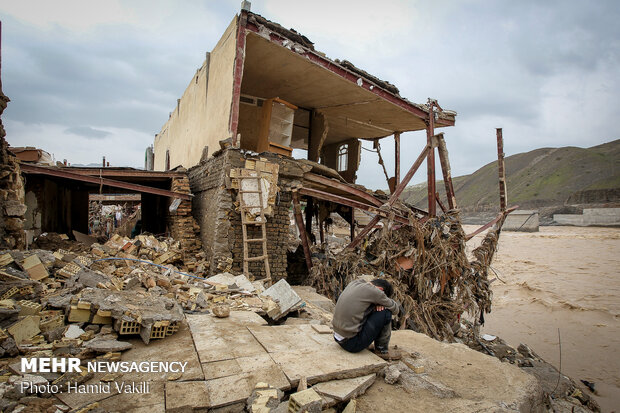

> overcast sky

[{"left": 0, "top": 0, "right": 618, "bottom": 188}]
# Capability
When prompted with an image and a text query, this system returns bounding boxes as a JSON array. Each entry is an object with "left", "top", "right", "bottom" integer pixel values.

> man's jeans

[{"left": 337, "top": 309, "right": 392, "bottom": 353}]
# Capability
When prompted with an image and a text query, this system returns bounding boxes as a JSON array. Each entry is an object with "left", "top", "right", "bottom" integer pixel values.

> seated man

[{"left": 332, "top": 278, "right": 401, "bottom": 359}]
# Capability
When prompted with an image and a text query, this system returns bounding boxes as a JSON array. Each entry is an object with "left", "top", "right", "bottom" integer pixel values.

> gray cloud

[
  {"left": 0, "top": 0, "right": 618, "bottom": 184},
  {"left": 64, "top": 126, "right": 111, "bottom": 139}
]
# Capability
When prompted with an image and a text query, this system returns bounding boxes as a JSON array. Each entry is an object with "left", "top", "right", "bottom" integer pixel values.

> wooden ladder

[{"left": 238, "top": 174, "right": 271, "bottom": 282}]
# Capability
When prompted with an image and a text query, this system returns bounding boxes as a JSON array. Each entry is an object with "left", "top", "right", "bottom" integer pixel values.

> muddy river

[{"left": 464, "top": 225, "right": 620, "bottom": 412}]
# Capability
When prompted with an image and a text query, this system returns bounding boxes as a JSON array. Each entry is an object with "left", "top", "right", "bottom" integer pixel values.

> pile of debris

[
  {"left": 309, "top": 210, "right": 497, "bottom": 342},
  {"left": 0, "top": 232, "right": 304, "bottom": 355}
]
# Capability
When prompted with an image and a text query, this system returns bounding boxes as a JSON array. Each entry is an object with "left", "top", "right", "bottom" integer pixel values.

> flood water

[{"left": 464, "top": 225, "right": 620, "bottom": 412}]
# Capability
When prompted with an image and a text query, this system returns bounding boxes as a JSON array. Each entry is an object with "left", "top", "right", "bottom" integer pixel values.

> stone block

[
  {"left": 21, "top": 254, "right": 48, "bottom": 281},
  {"left": 8, "top": 315, "right": 40, "bottom": 343},
  {"left": 312, "top": 374, "right": 375, "bottom": 402},
  {"left": 260, "top": 279, "right": 303, "bottom": 320},
  {"left": 68, "top": 306, "right": 91, "bottom": 323},
  {"left": 288, "top": 388, "right": 322, "bottom": 413}
]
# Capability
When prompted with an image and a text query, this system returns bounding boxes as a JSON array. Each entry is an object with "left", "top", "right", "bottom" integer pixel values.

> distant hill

[{"left": 401, "top": 139, "right": 620, "bottom": 213}]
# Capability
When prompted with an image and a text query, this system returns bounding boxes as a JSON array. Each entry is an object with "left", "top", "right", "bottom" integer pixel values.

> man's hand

[{"left": 375, "top": 305, "right": 385, "bottom": 311}]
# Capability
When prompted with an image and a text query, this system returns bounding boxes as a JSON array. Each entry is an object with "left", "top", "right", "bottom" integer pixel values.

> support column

[
  {"left": 292, "top": 191, "right": 313, "bottom": 271},
  {"left": 426, "top": 101, "right": 436, "bottom": 216},
  {"left": 305, "top": 198, "right": 313, "bottom": 242},
  {"left": 497, "top": 128, "right": 507, "bottom": 212},
  {"left": 436, "top": 133, "right": 457, "bottom": 210},
  {"left": 394, "top": 132, "right": 401, "bottom": 186}
]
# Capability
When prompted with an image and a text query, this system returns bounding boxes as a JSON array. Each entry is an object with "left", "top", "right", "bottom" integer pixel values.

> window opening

[{"left": 337, "top": 144, "right": 349, "bottom": 172}]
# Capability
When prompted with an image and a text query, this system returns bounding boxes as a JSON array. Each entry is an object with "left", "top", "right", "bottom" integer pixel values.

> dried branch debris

[{"left": 309, "top": 210, "right": 498, "bottom": 342}]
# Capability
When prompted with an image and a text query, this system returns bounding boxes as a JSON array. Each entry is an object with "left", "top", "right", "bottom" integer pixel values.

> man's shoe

[{"left": 373, "top": 348, "right": 402, "bottom": 361}]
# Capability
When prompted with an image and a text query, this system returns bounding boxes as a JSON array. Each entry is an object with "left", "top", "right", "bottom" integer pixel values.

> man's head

[{"left": 370, "top": 278, "right": 394, "bottom": 298}]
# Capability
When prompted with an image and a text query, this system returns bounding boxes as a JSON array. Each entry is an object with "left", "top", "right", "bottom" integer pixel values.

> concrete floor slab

[
  {"left": 165, "top": 381, "right": 210, "bottom": 412},
  {"left": 55, "top": 383, "right": 114, "bottom": 410},
  {"left": 312, "top": 374, "right": 376, "bottom": 401},
  {"left": 98, "top": 381, "right": 165, "bottom": 413},
  {"left": 203, "top": 354, "right": 290, "bottom": 408},
  {"left": 247, "top": 324, "right": 334, "bottom": 353},
  {"left": 248, "top": 324, "right": 386, "bottom": 387},
  {"left": 121, "top": 320, "right": 204, "bottom": 382},
  {"left": 187, "top": 312, "right": 268, "bottom": 363}
]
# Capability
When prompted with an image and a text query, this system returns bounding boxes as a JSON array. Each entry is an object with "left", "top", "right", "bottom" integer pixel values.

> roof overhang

[{"left": 238, "top": 12, "right": 455, "bottom": 146}]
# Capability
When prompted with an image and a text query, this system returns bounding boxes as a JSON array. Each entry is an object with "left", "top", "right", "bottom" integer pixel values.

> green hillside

[{"left": 401, "top": 139, "right": 620, "bottom": 210}]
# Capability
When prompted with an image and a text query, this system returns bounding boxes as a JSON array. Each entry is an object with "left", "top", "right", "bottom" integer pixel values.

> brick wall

[
  {"left": 168, "top": 172, "right": 202, "bottom": 251},
  {"left": 188, "top": 149, "right": 305, "bottom": 279},
  {"left": 0, "top": 91, "right": 26, "bottom": 249}
]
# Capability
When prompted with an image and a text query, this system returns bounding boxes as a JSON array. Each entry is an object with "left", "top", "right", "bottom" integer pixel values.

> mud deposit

[{"left": 464, "top": 225, "right": 620, "bottom": 412}]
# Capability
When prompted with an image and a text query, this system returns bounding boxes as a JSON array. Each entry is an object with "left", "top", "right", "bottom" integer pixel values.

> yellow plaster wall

[{"left": 154, "top": 16, "right": 238, "bottom": 170}]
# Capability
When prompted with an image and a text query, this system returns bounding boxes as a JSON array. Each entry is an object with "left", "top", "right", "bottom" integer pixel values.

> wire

[{"left": 91, "top": 257, "right": 206, "bottom": 281}]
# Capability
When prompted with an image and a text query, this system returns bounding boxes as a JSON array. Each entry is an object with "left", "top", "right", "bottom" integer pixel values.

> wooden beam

[
  {"left": 465, "top": 206, "right": 518, "bottom": 240},
  {"left": 346, "top": 143, "right": 430, "bottom": 250},
  {"left": 394, "top": 132, "right": 401, "bottom": 186},
  {"left": 20, "top": 164, "right": 192, "bottom": 200},
  {"left": 436, "top": 133, "right": 457, "bottom": 210},
  {"left": 292, "top": 190, "right": 313, "bottom": 271},
  {"left": 497, "top": 128, "right": 507, "bottom": 211},
  {"left": 436, "top": 192, "right": 447, "bottom": 214},
  {"left": 298, "top": 187, "right": 410, "bottom": 225},
  {"left": 304, "top": 173, "right": 383, "bottom": 207},
  {"left": 426, "top": 101, "right": 437, "bottom": 216}
]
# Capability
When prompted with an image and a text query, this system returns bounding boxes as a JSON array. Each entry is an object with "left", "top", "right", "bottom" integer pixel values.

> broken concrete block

[
  {"left": 91, "top": 310, "right": 112, "bottom": 325},
  {"left": 212, "top": 304, "right": 230, "bottom": 318},
  {"left": 342, "top": 399, "right": 356, "bottom": 413},
  {"left": 312, "top": 374, "right": 376, "bottom": 402},
  {"left": 297, "top": 376, "right": 307, "bottom": 392},
  {"left": 18, "top": 300, "right": 42, "bottom": 316},
  {"left": 39, "top": 311, "right": 64, "bottom": 333},
  {"left": 0, "top": 253, "right": 14, "bottom": 267},
  {"left": 311, "top": 324, "right": 332, "bottom": 334},
  {"left": 288, "top": 388, "right": 322, "bottom": 413},
  {"left": 7, "top": 316, "right": 41, "bottom": 344},
  {"left": 85, "top": 339, "right": 133, "bottom": 353},
  {"left": 247, "top": 384, "right": 283, "bottom": 412},
  {"left": 383, "top": 365, "right": 401, "bottom": 385},
  {"left": 68, "top": 306, "right": 91, "bottom": 323},
  {"left": 64, "top": 325, "right": 85, "bottom": 339},
  {"left": 260, "top": 279, "right": 303, "bottom": 320},
  {"left": 56, "top": 262, "right": 81, "bottom": 279},
  {"left": 21, "top": 255, "right": 48, "bottom": 281}
]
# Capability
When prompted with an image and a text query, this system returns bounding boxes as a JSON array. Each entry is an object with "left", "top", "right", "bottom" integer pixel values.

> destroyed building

[
  {"left": 149, "top": 9, "right": 462, "bottom": 282},
  {"left": 0, "top": 6, "right": 605, "bottom": 413}
]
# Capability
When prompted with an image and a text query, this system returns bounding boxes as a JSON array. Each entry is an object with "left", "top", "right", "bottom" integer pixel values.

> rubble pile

[
  {"left": 309, "top": 210, "right": 494, "bottom": 342},
  {"left": 0, "top": 234, "right": 297, "bottom": 372},
  {"left": 0, "top": 97, "right": 26, "bottom": 251}
]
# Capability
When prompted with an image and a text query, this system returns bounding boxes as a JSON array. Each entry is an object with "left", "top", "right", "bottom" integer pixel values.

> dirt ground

[{"left": 463, "top": 225, "right": 620, "bottom": 412}]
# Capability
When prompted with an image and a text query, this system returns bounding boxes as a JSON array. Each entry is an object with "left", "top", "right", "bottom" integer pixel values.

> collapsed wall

[
  {"left": 168, "top": 171, "right": 202, "bottom": 251},
  {"left": 188, "top": 148, "right": 306, "bottom": 280},
  {"left": 0, "top": 91, "right": 26, "bottom": 249}
]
